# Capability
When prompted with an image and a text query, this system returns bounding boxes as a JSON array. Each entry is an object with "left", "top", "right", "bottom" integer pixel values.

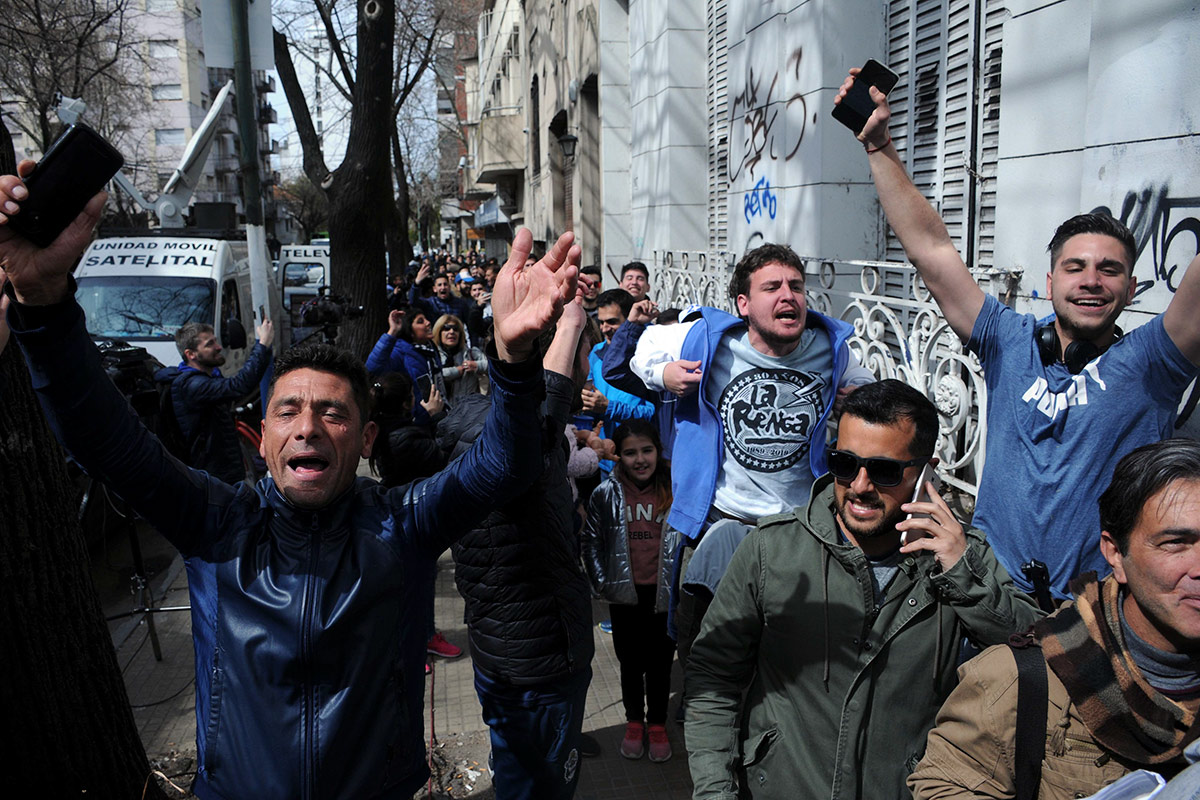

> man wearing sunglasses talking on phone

[{"left": 686, "top": 379, "right": 1040, "bottom": 800}]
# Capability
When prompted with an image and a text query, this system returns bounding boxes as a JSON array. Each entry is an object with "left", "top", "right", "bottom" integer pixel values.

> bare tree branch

[{"left": 274, "top": 26, "right": 331, "bottom": 190}]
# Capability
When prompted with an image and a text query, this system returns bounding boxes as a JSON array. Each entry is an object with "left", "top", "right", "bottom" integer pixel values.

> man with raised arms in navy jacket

[{"left": 0, "top": 159, "right": 579, "bottom": 800}]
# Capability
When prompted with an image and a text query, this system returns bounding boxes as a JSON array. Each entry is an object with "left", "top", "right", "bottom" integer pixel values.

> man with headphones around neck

[{"left": 836, "top": 69, "right": 1200, "bottom": 602}]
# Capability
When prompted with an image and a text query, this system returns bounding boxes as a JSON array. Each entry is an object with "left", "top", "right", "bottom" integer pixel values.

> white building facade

[{"left": 508, "top": 0, "right": 1200, "bottom": 494}]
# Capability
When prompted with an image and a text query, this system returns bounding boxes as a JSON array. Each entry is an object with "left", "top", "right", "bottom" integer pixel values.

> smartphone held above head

[
  {"left": 6, "top": 123, "right": 123, "bottom": 248},
  {"left": 831, "top": 59, "right": 899, "bottom": 135}
]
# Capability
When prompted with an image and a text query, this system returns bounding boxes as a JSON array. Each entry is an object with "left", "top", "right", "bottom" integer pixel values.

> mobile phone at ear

[
  {"left": 901, "top": 463, "right": 942, "bottom": 545},
  {"left": 7, "top": 123, "right": 124, "bottom": 248},
  {"left": 832, "top": 59, "right": 900, "bottom": 135}
]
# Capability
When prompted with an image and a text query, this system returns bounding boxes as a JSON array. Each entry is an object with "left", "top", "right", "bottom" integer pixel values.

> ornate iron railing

[{"left": 648, "top": 249, "right": 1022, "bottom": 499}]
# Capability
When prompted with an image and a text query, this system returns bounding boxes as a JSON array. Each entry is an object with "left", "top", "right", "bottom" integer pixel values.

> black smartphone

[
  {"left": 7, "top": 123, "right": 124, "bottom": 248},
  {"left": 416, "top": 374, "right": 434, "bottom": 402},
  {"left": 832, "top": 59, "right": 900, "bottom": 135}
]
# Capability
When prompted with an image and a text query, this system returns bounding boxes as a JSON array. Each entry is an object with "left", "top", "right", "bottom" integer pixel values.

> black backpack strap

[{"left": 1009, "top": 633, "right": 1047, "bottom": 800}]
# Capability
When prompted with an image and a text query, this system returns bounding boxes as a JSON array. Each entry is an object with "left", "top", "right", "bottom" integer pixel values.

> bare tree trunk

[
  {"left": 273, "top": 28, "right": 330, "bottom": 191},
  {"left": 0, "top": 345, "right": 166, "bottom": 798},
  {"left": 320, "top": 0, "right": 397, "bottom": 358},
  {"left": 389, "top": 128, "right": 415, "bottom": 275}
]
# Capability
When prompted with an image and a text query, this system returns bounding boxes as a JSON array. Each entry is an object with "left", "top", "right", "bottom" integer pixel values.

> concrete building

[
  {"left": 437, "top": 26, "right": 480, "bottom": 255},
  {"left": 454, "top": 0, "right": 1199, "bottom": 494},
  {"left": 453, "top": 0, "right": 527, "bottom": 259},
  {"left": 2, "top": 0, "right": 281, "bottom": 235}
]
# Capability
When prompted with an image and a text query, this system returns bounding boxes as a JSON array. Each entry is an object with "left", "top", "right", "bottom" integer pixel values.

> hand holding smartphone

[
  {"left": 832, "top": 59, "right": 899, "bottom": 135},
  {"left": 900, "top": 463, "right": 942, "bottom": 546},
  {"left": 7, "top": 123, "right": 124, "bottom": 248}
]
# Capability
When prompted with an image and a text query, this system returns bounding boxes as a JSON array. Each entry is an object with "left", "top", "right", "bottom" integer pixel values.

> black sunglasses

[{"left": 825, "top": 448, "right": 924, "bottom": 487}]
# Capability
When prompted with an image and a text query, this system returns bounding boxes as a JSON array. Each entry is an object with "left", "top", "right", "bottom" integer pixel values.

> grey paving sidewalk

[{"left": 115, "top": 548, "right": 695, "bottom": 798}]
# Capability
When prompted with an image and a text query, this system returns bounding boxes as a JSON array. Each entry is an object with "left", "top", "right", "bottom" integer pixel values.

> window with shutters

[
  {"left": 707, "top": 0, "right": 730, "bottom": 258},
  {"left": 885, "top": 0, "right": 1008, "bottom": 270}
]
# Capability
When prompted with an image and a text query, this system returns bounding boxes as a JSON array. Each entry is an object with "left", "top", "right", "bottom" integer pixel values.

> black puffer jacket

[
  {"left": 373, "top": 414, "right": 447, "bottom": 489},
  {"left": 440, "top": 371, "right": 594, "bottom": 684}
]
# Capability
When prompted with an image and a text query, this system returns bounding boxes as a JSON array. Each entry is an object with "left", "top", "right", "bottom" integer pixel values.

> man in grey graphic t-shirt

[
  {"left": 709, "top": 326, "right": 833, "bottom": 522},
  {"left": 631, "top": 244, "right": 871, "bottom": 532},
  {"left": 629, "top": 244, "right": 872, "bottom": 679}
]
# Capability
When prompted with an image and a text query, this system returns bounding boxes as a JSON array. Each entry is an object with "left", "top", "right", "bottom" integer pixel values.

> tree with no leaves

[
  {"left": 273, "top": 0, "right": 478, "bottom": 355},
  {"left": 278, "top": 174, "right": 331, "bottom": 243}
]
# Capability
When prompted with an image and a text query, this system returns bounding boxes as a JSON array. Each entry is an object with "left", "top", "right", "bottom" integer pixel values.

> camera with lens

[{"left": 299, "top": 287, "right": 366, "bottom": 327}]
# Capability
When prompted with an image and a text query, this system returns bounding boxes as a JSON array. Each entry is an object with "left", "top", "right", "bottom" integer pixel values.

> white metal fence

[{"left": 648, "top": 249, "right": 1023, "bottom": 498}]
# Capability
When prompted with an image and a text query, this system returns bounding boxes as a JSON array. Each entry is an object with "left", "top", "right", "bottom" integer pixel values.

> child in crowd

[{"left": 582, "top": 420, "right": 679, "bottom": 763}]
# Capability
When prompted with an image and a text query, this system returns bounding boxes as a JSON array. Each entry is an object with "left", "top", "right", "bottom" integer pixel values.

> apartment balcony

[{"left": 474, "top": 112, "right": 524, "bottom": 184}]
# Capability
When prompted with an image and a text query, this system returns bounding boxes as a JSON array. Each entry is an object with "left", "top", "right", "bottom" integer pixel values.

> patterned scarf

[{"left": 1035, "top": 573, "right": 1199, "bottom": 765}]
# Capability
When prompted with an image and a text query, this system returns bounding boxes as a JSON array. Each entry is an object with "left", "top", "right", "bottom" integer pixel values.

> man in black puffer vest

[{"left": 439, "top": 298, "right": 595, "bottom": 800}]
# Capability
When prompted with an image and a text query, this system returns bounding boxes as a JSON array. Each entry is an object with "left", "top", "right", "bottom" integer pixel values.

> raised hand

[
  {"left": 897, "top": 479, "right": 967, "bottom": 571},
  {"left": 387, "top": 309, "right": 405, "bottom": 337},
  {"left": 256, "top": 318, "right": 275, "bottom": 348},
  {"left": 421, "top": 385, "right": 445, "bottom": 417},
  {"left": 559, "top": 280, "right": 588, "bottom": 332},
  {"left": 581, "top": 386, "right": 609, "bottom": 415},
  {"left": 628, "top": 299, "right": 659, "bottom": 325},
  {"left": 491, "top": 228, "right": 580, "bottom": 362},
  {"left": 834, "top": 69, "right": 893, "bottom": 149},
  {"left": 0, "top": 161, "right": 106, "bottom": 306}
]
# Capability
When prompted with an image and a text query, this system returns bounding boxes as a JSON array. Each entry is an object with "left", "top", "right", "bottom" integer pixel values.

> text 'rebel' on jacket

[
  {"left": 439, "top": 371, "right": 594, "bottom": 684},
  {"left": 9, "top": 292, "right": 547, "bottom": 800},
  {"left": 684, "top": 475, "right": 1043, "bottom": 800}
]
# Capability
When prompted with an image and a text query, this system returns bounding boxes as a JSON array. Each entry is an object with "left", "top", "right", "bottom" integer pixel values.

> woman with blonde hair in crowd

[{"left": 433, "top": 313, "right": 487, "bottom": 401}]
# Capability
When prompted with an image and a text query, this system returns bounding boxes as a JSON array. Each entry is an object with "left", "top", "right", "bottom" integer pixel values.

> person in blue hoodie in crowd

[
  {"left": 581, "top": 287, "right": 656, "bottom": 474},
  {"left": 366, "top": 307, "right": 445, "bottom": 425},
  {"left": 154, "top": 318, "right": 274, "bottom": 485}
]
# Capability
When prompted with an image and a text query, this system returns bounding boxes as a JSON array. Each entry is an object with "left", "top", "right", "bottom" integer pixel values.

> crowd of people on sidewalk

[{"left": 2, "top": 64, "right": 1199, "bottom": 800}]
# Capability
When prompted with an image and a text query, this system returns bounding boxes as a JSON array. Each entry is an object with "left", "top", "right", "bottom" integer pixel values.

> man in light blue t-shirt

[{"left": 838, "top": 69, "right": 1200, "bottom": 599}]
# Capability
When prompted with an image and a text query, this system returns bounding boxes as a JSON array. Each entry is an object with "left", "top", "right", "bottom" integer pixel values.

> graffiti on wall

[
  {"left": 729, "top": 47, "right": 809, "bottom": 184},
  {"left": 1091, "top": 184, "right": 1200, "bottom": 300},
  {"left": 743, "top": 176, "right": 778, "bottom": 223}
]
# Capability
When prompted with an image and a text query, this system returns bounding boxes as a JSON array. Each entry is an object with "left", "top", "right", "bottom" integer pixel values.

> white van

[
  {"left": 276, "top": 243, "right": 332, "bottom": 345},
  {"left": 74, "top": 236, "right": 263, "bottom": 372}
]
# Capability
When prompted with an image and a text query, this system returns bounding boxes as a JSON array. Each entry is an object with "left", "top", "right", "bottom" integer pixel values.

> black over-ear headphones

[{"left": 1036, "top": 323, "right": 1122, "bottom": 375}]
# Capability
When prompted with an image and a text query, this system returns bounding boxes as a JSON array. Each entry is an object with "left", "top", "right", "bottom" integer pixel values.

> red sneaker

[
  {"left": 426, "top": 632, "right": 463, "bottom": 659},
  {"left": 620, "top": 721, "right": 645, "bottom": 760},
  {"left": 647, "top": 724, "right": 672, "bottom": 763}
]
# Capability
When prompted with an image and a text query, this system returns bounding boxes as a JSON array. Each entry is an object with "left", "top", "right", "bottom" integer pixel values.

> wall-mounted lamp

[{"left": 557, "top": 133, "right": 578, "bottom": 159}]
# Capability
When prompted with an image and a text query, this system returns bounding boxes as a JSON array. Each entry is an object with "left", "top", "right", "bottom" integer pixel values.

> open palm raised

[{"left": 491, "top": 228, "right": 581, "bottom": 362}]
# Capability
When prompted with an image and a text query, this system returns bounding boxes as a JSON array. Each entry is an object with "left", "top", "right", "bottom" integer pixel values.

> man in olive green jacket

[{"left": 685, "top": 380, "right": 1041, "bottom": 800}]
